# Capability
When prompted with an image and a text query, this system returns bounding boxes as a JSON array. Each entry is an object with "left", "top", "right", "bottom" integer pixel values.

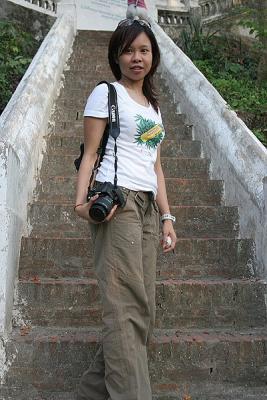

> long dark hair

[{"left": 108, "top": 21, "right": 160, "bottom": 113}]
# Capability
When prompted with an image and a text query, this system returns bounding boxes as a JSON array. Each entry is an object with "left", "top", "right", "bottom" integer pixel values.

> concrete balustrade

[
  {"left": 200, "top": 0, "right": 246, "bottom": 19},
  {"left": 158, "top": 9, "right": 190, "bottom": 25},
  {"left": 151, "top": 19, "right": 267, "bottom": 277},
  {"left": 0, "top": 11, "right": 75, "bottom": 337},
  {"left": 157, "top": 0, "right": 247, "bottom": 27},
  {"left": 8, "top": 0, "right": 58, "bottom": 16}
]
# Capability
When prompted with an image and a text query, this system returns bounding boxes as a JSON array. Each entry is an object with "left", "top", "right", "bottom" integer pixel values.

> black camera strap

[
  {"left": 74, "top": 81, "right": 120, "bottom": 189},
  {"left": 102, "top": 81, "right": 120, "bottom": 188}
]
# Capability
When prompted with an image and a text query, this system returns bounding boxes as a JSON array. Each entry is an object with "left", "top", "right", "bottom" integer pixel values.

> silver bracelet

[{"left": 160, "top": 213, "right": 176, "bottom": 223}]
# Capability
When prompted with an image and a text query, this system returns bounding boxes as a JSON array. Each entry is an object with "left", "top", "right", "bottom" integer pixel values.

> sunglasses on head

[{"left": 117, "top": 18, "right": 151, "bottom": 29}]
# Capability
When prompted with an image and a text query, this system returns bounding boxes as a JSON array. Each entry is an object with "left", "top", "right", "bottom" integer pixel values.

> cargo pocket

[{"left": 109, "top": 194, "right": 143, "bottom": 283}]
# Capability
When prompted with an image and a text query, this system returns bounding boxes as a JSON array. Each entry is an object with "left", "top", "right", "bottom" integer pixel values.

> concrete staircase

[{"left": 1, "top": 31, "right": 267, "bottom": 400}]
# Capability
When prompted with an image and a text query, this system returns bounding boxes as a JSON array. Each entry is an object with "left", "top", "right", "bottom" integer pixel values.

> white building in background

[
  {"left": 156, "top": 0, "right": 200, "bottom": 10},
  {"left": 156, "top": 0, "right": 183, "bottom": 9}
]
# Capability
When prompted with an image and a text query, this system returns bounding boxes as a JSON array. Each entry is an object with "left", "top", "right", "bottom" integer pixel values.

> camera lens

[{"left": 89, "top": 196, "right": 114, "bottom": 222}]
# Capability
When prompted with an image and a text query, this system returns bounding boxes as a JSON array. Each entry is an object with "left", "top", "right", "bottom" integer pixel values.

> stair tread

[
  {"left": 29, "top": 201, "right": 233, "bottom": 209},
  {"left": 2, "top": 385, "right": 267, "bottom": 400},
  {"left": 9, "top": 325, "right": 267, "bottom": 342},
  {"left": 28, "top": 203, "right": 239, "bottom": 239},
  {"left": 19, "top": 235, "right": 255, "bottom": 280},
  {"left": 3, "top": 384, "right": 267, "bottom": 399},
  {"left": 18, "top": 276, "right": 264, "bottom": 285},
  {"left": 42, "top": 154, "right": 205, "bottom": 160},
  {"left": 21, "top": 236, "right": 246, "bottom": 242}
]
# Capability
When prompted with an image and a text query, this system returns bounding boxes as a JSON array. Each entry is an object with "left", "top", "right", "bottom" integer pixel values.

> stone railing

[
  {"left": 8, "top": 0, "right": 58, "bottom": 16},
  {"left": 0, "top": 10, "right": 75, "bottom": 338},
  {"left": 200, "top": 0, "right": 246, "bottom": 20},
  {"left": 151, "top": 18, "right": 267, "bottom": 278},
  {"left": 158, "top": 9, "right": 190, "bottom": 26},
  {"left": 158, "top": 0, "right": 247, "bottom": 30},
  {"left": 158, "top": 9, "right": 191, "bottom": 41}
]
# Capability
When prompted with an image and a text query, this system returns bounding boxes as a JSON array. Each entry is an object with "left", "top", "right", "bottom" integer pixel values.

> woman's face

[{"left": 118, "top": 32, "right": 153, "bottom": 83}]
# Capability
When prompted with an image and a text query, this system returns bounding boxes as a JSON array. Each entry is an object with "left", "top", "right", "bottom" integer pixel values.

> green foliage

[
  {"left": 179, "top": 17, "right": 267, "bottom": 147},
  {"left": 179, "top": 17, "right": 220, "bottom": 61},
  {"left": 253, "top": 129, "right": 267, "bottom": 146},
  {"left": 194, "top": 60, "right": 267, "bottom": 114},
  {"left": 238, "top": 3, "right": 267, "bottom": 41},
  {"left": 0, "top": 20, "right": 38, "bottom": 114}
]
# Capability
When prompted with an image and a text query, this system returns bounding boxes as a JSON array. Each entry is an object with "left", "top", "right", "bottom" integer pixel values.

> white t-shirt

[{"left": 83, "top": 82, "right": 165, "bottom": 196}]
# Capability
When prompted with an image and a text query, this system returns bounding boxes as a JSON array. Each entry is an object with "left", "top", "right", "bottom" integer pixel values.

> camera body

[{"left": 87, "top": 181, "right": 126, "bottom": 222}]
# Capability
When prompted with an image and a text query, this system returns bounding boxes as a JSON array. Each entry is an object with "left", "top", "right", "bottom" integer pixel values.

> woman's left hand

[{"left": 161, "top": 220, "right": 177, "bottom": 253}]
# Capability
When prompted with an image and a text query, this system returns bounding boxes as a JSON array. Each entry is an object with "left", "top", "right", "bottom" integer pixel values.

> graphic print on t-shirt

[{"left": 134, "top": 114, "right": 164, "bottom": 149}]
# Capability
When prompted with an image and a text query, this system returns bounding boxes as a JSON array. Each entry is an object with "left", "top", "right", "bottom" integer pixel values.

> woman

[{"left": 75, "top": 19, "right": 177, "bottom": 400}]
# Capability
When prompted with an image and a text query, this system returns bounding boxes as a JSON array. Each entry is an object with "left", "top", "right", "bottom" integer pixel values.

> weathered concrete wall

[
  {"left": 202, "top": 11, "right": 257, "bottom": 44},
  {"left": 151, "top": 20, "right": 267, "bottom": 277},
  {"left": 0, "top": 0, "right": 55, "bottom": 41},
  {"left": 0, "top": 11, "right": 75, "bottom": 338}
]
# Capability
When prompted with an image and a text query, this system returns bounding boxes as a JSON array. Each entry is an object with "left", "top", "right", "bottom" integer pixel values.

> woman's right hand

[{"left": 74, "top": 194, "right": 118, "bottom": 223}]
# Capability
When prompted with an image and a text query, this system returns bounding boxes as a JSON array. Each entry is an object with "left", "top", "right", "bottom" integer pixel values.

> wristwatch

[{"left": 160, "top": 213, "right": 176, "bottom": 223}]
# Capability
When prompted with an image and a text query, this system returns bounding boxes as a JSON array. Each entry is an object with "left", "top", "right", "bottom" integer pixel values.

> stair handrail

[
  {"left": 7, "top": 0, "right": 58, "bottom": 16},
  {"left": 0, "top": 10, "right": 76, "bottom": 337},
  {"left": 150, "top": 19, "right": 267, "bottom": 277}
]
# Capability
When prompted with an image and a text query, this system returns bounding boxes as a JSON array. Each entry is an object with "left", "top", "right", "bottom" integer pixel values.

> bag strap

[
  {"left": 74, "top": 81, "right": 120, "bottom": 189},
  {"left": 97, "top": 81, "right": 120, "bottom": 162},
  {"left": 99, "top": 81, "right": 120, "bottom": 188}
]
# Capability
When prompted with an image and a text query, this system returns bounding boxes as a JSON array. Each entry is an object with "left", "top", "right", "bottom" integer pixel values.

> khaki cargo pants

[{"left": 77, "top": 188, "right": 159, "bottom": 400}]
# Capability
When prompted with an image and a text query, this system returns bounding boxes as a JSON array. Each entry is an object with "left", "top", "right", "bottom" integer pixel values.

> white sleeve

[{"left": 83, "top": 83, "right": 109, "bottom": 118}]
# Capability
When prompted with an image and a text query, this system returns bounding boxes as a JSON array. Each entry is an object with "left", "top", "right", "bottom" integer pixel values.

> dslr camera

[{"left": 87, "top": 181, "right": 126, "bottom": 222}]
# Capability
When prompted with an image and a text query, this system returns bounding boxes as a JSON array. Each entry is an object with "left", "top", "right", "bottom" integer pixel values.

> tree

[{"left": 240, "top": 0, "right": 267, "bottom": 85}]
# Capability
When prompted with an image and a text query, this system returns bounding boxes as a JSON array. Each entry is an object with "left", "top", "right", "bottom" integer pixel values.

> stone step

[
  {"left": 52, "top": 120, "right": 193, "bottom": 140},
  {"left": 47, "top": 137, "right": 201, "bottom": 158},
  {"left": 154, "top": 383, "right": 267, "bottom": 400},
  {"left": 69, "top": 46, "right": 110, "bottom": 55},
  {"left": 71, "top": 45, "right": 109, "bottom": 55},
  {"left": 36, "top": 177, "right": 223, "bottom": 206},
  {"left": 60, "top": 80, "right": 179, "bottom": 102},
  {"left": 0, "top": 388, "right": 76, "bottom": 400},
  {"left": 164, "top": 156, "right": 210, "bottom": 177},
  {"left": 39, "top": 155, "right": 206, "bottom": 178},
  {"left": 65, "top": 64, "right": 110, "bottom": 74},
  {"left": 15, "top": 277, "right": 267, "bottom": 329},
  {"left": 21, "top": 234, "right": 255, "bottom": 278},
  {"left": 61, "top": 74, "right": 114, "bottom": 92},
  {"left": 70, "top": 42, "right": 110, "bottom": 52},
  {"left": 69, "top": 46, "right": 111, "bottom": 56},
  {"left": 71, "top": 42, "right": 110, "bottom": 51},
  {"left": 62, "top": 70, "right": 113, "bottom": 86},
  {"left": 19, "top": 237, "right": 255, "bottom": 281},
  {"left": 152, "top": 383, "right": 267, "bottom": 400},
  {"left": 76, "top": 29, "right": 111, "bottom": 38},
  {"left": 55, "top": 84, "right": 175, "bottom": 109},
  {"left": 28, "top": 203, "right": 239, "bottom": 239},
  {"left": 53, "top": 103, "right": 185, "bottom": 123},
  {"left": 2, "top": 384, "right": 267, "bottom": 400},
  {"left": 54, "top": 99, "right": 182, "bottom": 121},
  {"left": 4, "top": 327, "right": 267, "bottom": 393}
]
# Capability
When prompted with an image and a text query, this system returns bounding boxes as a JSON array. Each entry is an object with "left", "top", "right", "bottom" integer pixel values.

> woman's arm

[
  {"left": 75, "top": 116, "right": 106, "bottom": 203},
  {"left": 154, "top": 146, "right": 177, "bottom": 253},
  {"left": 74, "top": 116, "right": 117, "bottom": 222}
]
